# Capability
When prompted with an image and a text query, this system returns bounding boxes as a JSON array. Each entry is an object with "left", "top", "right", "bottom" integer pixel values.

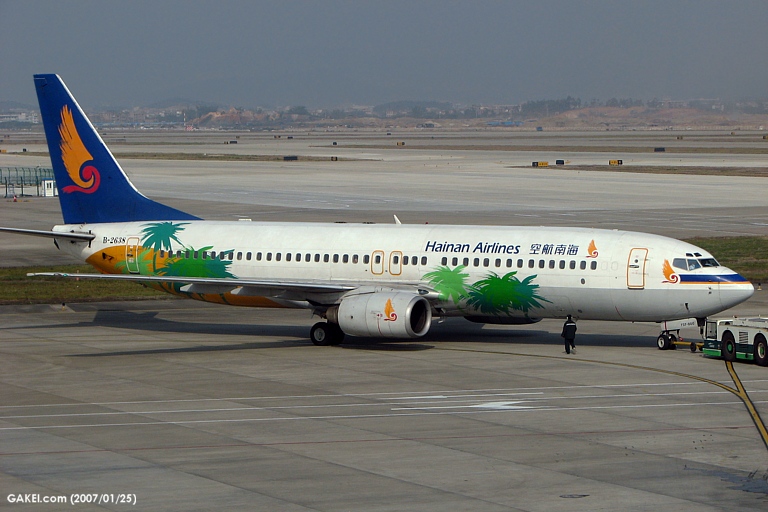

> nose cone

[{"left": 718, "top": 269, "right": 754, "bottom": 310}]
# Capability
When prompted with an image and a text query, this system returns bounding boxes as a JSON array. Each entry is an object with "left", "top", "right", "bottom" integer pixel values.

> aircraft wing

[
  {"left": 28, "top": 272, "right": 438, "bottom": 301},
  {"left": 29, "top": 272, "right": 356, "bottom": 294}
]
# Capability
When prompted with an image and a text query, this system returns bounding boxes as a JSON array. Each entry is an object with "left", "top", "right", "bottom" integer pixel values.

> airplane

[{"left": 0, "top": 74, "right": 755, "bottom": 347}]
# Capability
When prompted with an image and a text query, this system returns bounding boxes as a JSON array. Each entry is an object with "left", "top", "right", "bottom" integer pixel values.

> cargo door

[{"left": 627, "top": 248, "right": 648, "bottom": 289}]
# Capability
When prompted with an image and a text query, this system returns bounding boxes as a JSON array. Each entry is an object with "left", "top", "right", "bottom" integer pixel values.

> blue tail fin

[{"left": 34, "top": 74, "right": 200, "bottom": 224}]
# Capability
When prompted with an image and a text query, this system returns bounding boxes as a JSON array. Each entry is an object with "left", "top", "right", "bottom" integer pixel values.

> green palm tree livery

[
  {"left": 424, "top": 266, "right": 548, "bottom": 316},
  {"left": 423, "top": 265, "right": 470, "bottom": 304},
  {"left": 140, "top": 222, "right": 189, "bottom": 272},
  {"left": 466, "top": 271, "right": 547, "bottom": 315}
]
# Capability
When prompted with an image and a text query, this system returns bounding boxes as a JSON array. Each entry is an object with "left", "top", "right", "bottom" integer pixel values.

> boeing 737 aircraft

[{"left": 0, "top": 74, "right": 755, "bottom": 346}]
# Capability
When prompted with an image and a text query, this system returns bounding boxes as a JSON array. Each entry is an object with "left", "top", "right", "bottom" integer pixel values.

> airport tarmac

[{"left": 1, "top": 131, "right": 767, "bottom": 510}]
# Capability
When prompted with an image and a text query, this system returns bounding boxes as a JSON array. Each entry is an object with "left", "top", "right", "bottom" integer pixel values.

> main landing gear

[{"left": 310, "top": 322, "right": 345, "bottom": 346}]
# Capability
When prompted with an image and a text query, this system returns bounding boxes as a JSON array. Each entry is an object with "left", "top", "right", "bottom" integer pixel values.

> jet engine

[{"left": 331, "top": 292, "right": 432, "bottom": 338}]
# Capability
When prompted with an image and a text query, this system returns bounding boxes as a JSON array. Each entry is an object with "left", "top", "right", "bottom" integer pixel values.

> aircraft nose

[{"left": 718, "top": 272, "right": 754, "bottom": 310}]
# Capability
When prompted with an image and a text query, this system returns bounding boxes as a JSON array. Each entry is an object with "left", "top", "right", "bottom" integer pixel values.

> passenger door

[{"left": 627, "top": 248, "right": 648, "bottom": 289}]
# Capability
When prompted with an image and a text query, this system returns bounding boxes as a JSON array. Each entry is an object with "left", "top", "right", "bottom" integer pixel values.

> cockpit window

[
  {"left": 672, "top": 258, "right": 687, "bottom": 270},
  {"left": 698, "top": 258, "right": 719, "bottom": 268},
  {"left": 686, "top": 259, "right": 701, "bottom": 270}
]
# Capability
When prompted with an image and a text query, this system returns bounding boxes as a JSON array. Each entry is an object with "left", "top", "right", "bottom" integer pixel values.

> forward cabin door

[
  {"left": 627, "top": 248, "right": 648, "bottom": 289},
  {"left": 126, "top": 237, "right": 141, "bottom": 274}
]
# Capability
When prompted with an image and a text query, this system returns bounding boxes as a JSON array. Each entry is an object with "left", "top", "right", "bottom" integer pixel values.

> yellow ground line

[
  {"left": 725, "top": 361, "right": 768, "bottom": 451},
  {"left": 436, "top": 346, "right": 768, "bottom": 451}
]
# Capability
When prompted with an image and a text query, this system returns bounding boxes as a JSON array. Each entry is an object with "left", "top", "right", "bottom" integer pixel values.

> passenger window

[
  {"left": 495, "top": 258, "right": 501, "bottom": 267},
  {"left": 353, "top": 255, "right": 359, "bottom": 264},
  {"left": 452, "top": 257, "right": 458, "bottom": 266},
  {"left": 343, "top": 254, "right": 349, "bottom": 264},
  {"left": 517, "top": 259, "right": 523, "bottom": 268},
  {"left": 559, "top": 260, "right": 565, "bottom": 269},
  {"left": 363, "top": 255, "right": 370, "bottom": 264},
  {"left": 246, "top": 252, "right": 252, "bottom": 261},
  {"left": 177, "top": 250, "right": 183, "bottom": 259},
  {"left": 421, "top": 256, "right": 427, "bottom": 265},
  {"left": 528, "top": 259, "right": 535, "bottom": 268},
  {"left": 506, "top": 259, "right": 512, "bottom": 268},
  {"left": 266, "top": 252, "right": 272, "bottom": 261},
  {"left": 539, "top": 260, "right": 545, "bottom": 268},
  {"left": 591, "top": 261, "right": 597, "bottom": 270},
  {"left": 211, "top": 251, "right": 216, "bottom": 260},
  {"left": 159, "top": 250, "right": 165, "bottom": 258},
  {"left": 324, "top": 254, "right": 330, "bottom": 263},
  {"left": 412, "top": 256, "right": 418, "bottom": 265},
  {"left": 473, "top": 258, "right": 480, "bottom": 267},
  {"left": 256, "top": 252, "right": 262, "bottom": 261},
  {"left": 315, "top": 254, "right": 320, "bottom": 263},
  {"left": 549, "top": 260, "right": 555, "bottom": 269},
  {"left": 202, "top": 251, "right": 208, "bottom": 260},
  {"left": 441, "top": 257, "right": 447, "bottom": 265},
  {"left": 483, "top": 258, "right": 489, "bottom": 267},
  {"left": 463, "top": 258, "right": 469, "bottom": 266},
  {"left": 286, "top": 253, "right": 292, "bottom": 262},
  {"left": 374, "top": 254, "right": 381, "bottom": 264},
  {"left": 276, "top": 253, "right": 281, "bottom": 262},
  {"left": 333, "top": 254, "right": 339, "bottom": 263},
  {"left": 403, "top": 257, "right": 409, "bottom": 266},
  {"left": 580, "top": 261, "right": 586, "bottom": 270}
]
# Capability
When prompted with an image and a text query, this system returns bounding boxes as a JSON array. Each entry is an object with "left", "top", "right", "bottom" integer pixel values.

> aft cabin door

[
  {"left": 126, "top": 237, "right": 141, "bottom": 274},
  {"left": 627, "top": 248, "right": 648, "bottom": 289}
]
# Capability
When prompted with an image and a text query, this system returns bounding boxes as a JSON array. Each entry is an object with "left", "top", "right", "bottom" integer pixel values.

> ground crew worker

[{"left": 561, "top": 315, "right": 577, "bottom": 354}]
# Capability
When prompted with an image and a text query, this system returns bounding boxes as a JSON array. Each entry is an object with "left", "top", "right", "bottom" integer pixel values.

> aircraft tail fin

[{"left": 33, "top": 74, "right": 199, "bottom": 224}]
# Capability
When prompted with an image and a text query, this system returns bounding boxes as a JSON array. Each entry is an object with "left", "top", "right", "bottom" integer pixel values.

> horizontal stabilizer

[{"left": 0, "top": 227, "right": 95, "bottom": 241}]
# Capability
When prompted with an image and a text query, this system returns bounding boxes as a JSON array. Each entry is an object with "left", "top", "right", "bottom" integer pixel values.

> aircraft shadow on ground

[{"left": 24, "top": 309, "right": 656, "bottom": 356}]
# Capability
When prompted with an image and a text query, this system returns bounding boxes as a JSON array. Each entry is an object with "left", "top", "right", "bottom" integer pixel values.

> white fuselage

[{"left": 55, "top": 221, "right": 754, "bottom": 323}]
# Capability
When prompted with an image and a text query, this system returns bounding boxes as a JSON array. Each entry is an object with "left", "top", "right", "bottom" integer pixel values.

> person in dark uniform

[{"left": 561, "top": 315, "right": 577, "bottom": 354}]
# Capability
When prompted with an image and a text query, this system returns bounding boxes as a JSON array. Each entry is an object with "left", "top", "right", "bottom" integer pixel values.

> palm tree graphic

[
  {"left": 140, "top": 222, "right": 188, "bottom": 272},
  {"left": 466, "top": 271, "right": 548, "bottom": 315},
  {"left": 423, "top": 265, "right": 470, "bottom": 304}
]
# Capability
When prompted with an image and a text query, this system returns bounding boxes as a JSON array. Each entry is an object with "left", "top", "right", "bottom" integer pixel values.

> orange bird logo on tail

[{"left": 58, "top": 105, "right": 100, "bottom": 194}]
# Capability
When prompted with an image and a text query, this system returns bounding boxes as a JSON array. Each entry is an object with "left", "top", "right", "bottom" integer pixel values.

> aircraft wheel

[
  {"left": 754, "top": 334, "right": 768, "bottom": 367},
  {"left": 657, "top": 334, "right": 671, "bottom": 350},
  {"left": 668, "top": 333, "right": 677, "bottom": 350},
  {"left": 721, "top": 331, "right": 737, "bottom": 362},
  {"left": 310, "top": 322, "right": 333, "bottom": 346},
  {"left": 310, "top": 322, "right": 345, "bottom": 346},
  {"left": 690, "top": 342, "right": 698, "bottom": 353},
  {"left": 326, "top": 323, "right": 345, "bottom": 346}
]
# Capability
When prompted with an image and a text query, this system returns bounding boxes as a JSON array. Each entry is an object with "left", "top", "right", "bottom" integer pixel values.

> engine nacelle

[{"left": 334, "top": 292, "right": 432, "bottom": 338}]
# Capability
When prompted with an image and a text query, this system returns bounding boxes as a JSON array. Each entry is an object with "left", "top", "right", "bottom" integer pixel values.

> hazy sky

[{"left": 2, "top": 0, "right": 767, "bottom": 109}]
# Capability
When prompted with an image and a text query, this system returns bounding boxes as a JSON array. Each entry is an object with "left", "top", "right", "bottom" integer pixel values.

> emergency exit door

[{"left": 627, "top": 248, "right": 648, "bottom": 289}]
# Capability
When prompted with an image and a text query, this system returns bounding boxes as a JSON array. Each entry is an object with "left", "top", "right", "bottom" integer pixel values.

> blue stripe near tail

[{"left": 34, "top": 74, "right": 200, "bottom": 224}]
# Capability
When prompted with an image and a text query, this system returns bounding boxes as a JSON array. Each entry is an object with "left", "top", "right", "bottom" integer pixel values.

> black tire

[
  {"left": 690, "top": 342, "right": 698, "bottom": 353},
  {"left": 310, "top": 322, "right": 345, "bottom": 346},
  {"left": 326, "top": 323, "right": 345, "bottom": 346},
  {"left": 721, "top": 331, "right": 737, "bottom": 362},
  {"left": 657, "top": 334, "right": 671, "bottom": 350},
  {"left": 754, "top": 334, "right": 768, "bottom": 367},
  {"left": 310, "top": 322, "right": 333, "bottom": 346}
]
